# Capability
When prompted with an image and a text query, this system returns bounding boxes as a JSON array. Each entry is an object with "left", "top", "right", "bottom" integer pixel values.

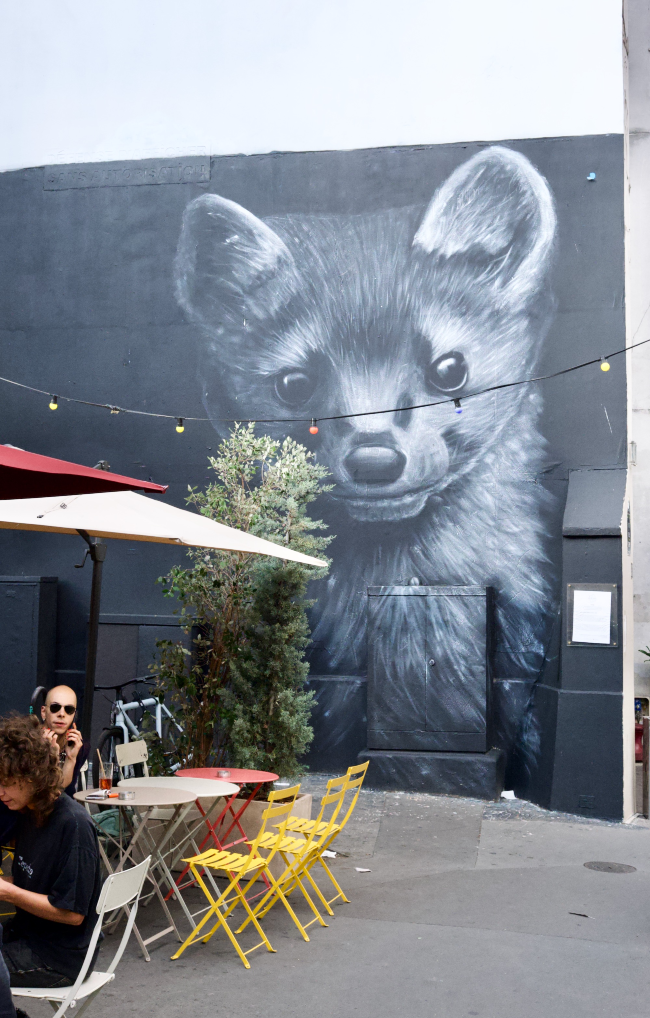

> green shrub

[{"left": 153, "top": 423, "right": 332, "bottom": 777}]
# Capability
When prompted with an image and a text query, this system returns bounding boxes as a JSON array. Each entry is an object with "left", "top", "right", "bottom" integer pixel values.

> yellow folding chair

[
  {"left": 170, "top": 786, "right": 309, "bottom": 968},
  {"left": 281, "top": 761, "right": 370, "bottom": 911},
  {"left": 283, "top": 761, "right": 370, "bottom": 838},
  {"left": 237, "top": 784, "right": 347, "bottom": 935}
]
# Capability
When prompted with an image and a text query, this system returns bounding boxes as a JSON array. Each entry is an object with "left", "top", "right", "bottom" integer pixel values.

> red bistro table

[{"left": 174, "top": 768, "right": 279, "bottom": 894}]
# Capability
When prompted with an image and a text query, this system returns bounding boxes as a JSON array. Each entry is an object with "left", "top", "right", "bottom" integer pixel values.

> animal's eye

[
  {"left": 274, "top": 369, "right": 317, "bottom": 407},
  {"left": 426, "top": 351, "right": 468, "bottom": 394}
]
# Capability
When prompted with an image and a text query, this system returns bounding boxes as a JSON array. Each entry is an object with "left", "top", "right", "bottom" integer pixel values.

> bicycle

[{"left": 92, "top": 677, "right": 183, "bottom": 787}]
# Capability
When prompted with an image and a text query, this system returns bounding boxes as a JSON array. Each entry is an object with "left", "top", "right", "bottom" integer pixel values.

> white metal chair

[
  {"left": 78, "top": 760, "right": 91, "bottom": 814},
  {"left": 114, "top": 741, "right": 174, "bottom": 823},
  {"left": 11, "top": 856, "right": 150, "bottom": 1018},
  {"left": 114, "top": 740, "right": 149, "bottom": 779}
]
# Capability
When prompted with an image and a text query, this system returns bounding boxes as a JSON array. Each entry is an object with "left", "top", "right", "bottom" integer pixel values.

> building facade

[{"left": 0, "top": 0, "right": 644, "bottom": 819}]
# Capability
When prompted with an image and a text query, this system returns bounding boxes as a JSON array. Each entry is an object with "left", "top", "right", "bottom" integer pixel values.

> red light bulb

[{"left": 309, "top": 419, "right": 319, "bottom": 435}]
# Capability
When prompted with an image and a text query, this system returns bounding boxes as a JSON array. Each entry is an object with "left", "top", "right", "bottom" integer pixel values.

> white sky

[{"left": 0, "top": 0, "right": 625, "bottom": 171}]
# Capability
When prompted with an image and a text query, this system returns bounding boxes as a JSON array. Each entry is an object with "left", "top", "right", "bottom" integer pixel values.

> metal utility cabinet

[{"left": 363, "top": 585, "right": 503, "bottom": 797}]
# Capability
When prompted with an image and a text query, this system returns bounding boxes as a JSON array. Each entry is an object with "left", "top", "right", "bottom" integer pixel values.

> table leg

[
  {"left": 165, "top": 804, "right": 224, "bottom": 904},
  {"left": 125, "top": 806, "right": 186, "bottom": 944},
  {"left": 135, "top": 803, "right": 226, "bottom": 942},
  {"left": 134, "top": 803, "right": 225, "bottom": 942},
  {"left": 219, "top": 784, "right": 263, "bottom": 849},
  {"left": 166, "top": 797, "right": 231, "bottom": 898},
  {"left": 140, "top": 811, "right": 197, "bottom": 932},
  {"left": 102, "top": 806, "right": 184, "bottom": 951},
  {"left": 205, "top": 785, "right": 273, "bottom": 903},
  {"left": 92, "top": 807, "right": 154, "bottom": 960},
  {"left": 171, "top": 784, "right": 263, "bottom": 894},
  {"left": 166, "top": 784, "right": 275, "bottom": 911}
]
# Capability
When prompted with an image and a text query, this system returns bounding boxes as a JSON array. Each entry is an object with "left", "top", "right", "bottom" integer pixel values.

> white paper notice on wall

[{"left": 571, "top": 589, "right": 612, "bottom": 644}]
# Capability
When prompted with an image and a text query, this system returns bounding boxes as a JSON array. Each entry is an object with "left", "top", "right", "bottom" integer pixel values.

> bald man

[{"left": 40, "top": 687, "right": 90, "bottom": 796}]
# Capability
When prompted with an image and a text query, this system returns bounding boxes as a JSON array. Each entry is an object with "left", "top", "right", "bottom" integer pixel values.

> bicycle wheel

[
  {"left": 92, "top": 726, "right": 124, "bottom": 789},
  {"left": 160, "top": 713, "right": 183, "bottom": 772}
]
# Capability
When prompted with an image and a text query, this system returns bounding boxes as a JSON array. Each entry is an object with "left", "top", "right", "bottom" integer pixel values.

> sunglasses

[{"left": 47, "top": 703, "right": 76, "bottom": 716}]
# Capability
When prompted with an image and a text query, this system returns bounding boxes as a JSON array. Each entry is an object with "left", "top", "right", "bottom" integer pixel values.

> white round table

[
  {"left": 76, "top": 786, "right": 195, "bottom": 808},
  {"left": 117, "top": 775, "right": 239, "bottom": 799},
  {"left": 76, "top": 785, "right": 196, "bottom": 961},
  {"left": 116, "top": 775, "right": 242, "bottom": 936}
]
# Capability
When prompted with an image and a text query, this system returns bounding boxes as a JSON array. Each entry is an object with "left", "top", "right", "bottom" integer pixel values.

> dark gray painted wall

[
  {"left": 0, "top": 136, "right": 626, "bottom": 801},
  {"left": 0, "top": 577, "right": 57, "bottom": 714}
]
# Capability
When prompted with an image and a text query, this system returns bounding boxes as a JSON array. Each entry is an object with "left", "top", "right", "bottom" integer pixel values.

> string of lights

[{"left": 1, "top": 336, "right": 648, "bottom": 436}]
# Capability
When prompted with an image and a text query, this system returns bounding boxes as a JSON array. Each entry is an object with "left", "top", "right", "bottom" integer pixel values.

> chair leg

[
  {"left": 235, "top": 877, "right": 277, "bottom": 925},
  {"left": 301, "top": 864, "right": 336, "bottom": 916},
  {"left": 200, "top": 903, "right": 254, "bottom": 970},
  {"left": 317, "top": 855, "right": 350, "bottom": 905},
  {"left": 51, "top": 987, "right": 101, "bottom": 1018},
  {"left": 201, "top": 876, "right": 275, "bottom": 960},
  {"left": 249, "top": 852, "right": 327, "bottom": 927},
  {"left": 247, "top": 859, "right": 305, "bottom": 923},
  {"left": 170, "top": 867, "right": 234, "bottom": 961},
  {"left": 287, "top": 849, "right": 350, "bottom": 910},
  {"left": 265, "top": 870, "right": 312, "bottom": 941},
  {"left": 236, "top": 859, "right": 315, "bottom": 940},
  {"left": 171, "top": 865, "right": 272, "bottom": 969},
  {"left": 287, "top": 865, "right": 329, "bottom": 928}
]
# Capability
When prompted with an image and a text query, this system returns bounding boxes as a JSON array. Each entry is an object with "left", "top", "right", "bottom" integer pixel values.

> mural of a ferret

[{"left": 175, "top": 146, "right": 558, "bottom": 755}]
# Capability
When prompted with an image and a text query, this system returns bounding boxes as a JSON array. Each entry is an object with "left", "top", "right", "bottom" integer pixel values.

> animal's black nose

[{"left": 344, "top": 445, "right": 406, "bottom": 484}]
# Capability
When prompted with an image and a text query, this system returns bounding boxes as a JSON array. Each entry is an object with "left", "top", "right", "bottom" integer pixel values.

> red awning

[{"left": 0, "top": 445, "right": 168, "bottom": 498}]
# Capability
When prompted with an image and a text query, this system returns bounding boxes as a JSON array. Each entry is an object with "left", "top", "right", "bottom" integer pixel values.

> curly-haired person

[{"left": 0, "top": 715, "right": 101, "bottom": 1012}]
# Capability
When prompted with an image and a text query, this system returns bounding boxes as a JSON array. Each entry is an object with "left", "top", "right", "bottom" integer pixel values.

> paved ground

[{"left": 26, "top": 776, "right": 650, "bottom": 1018}]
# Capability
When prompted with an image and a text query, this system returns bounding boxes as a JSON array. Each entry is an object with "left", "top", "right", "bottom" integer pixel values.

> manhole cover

[{"left": 584, "top": 861, "right": 636, "bottom": 873}]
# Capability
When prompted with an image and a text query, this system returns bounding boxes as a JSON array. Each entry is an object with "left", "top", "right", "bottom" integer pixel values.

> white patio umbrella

[{"left": 0, "top": 490, "right": 327, "bottom": 737}]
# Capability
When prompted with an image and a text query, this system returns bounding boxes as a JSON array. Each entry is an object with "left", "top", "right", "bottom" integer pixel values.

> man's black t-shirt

[{"left": 7, "top": 794, "right": 101, "bottom": 979}]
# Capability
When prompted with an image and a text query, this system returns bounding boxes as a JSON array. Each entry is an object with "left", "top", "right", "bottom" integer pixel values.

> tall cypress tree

[
  {"left": 153, "top": 424, "right": 332, "bottom": 776},
  {"left": 225, "top": 560, "right": 316, "bottom": 777}
]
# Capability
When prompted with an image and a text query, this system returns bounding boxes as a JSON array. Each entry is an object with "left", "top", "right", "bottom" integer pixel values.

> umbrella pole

[{"left": 77, "top": 531, "right": 107, "bottom": 743}]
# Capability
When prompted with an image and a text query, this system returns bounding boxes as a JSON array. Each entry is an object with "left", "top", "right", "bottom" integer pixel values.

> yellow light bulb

[
  {"left": 49, "top": 396, "right": 58, "bottom": 410},
  {"left": 176, "top": 418, "right": 184, "bottom": 433},
  {"left": 600, "top": 360, "right": 610, "bottom": 372}
]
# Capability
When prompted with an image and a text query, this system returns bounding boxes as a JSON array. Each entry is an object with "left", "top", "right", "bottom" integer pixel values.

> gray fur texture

[{"left": 175, "top": 146, "right": 558, "bottom": 752}]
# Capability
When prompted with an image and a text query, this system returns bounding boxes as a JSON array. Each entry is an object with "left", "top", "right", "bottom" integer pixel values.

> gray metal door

[{"left": 367, "top": 585, "right": 492, "bottom": 752}]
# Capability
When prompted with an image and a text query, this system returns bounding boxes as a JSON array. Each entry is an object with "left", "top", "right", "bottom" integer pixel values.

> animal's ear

[
  {"left": 175, "top": 194, "right": 299, "bottom": 330},
  {"left": 413, "top": 146, "right": 556, "bottom": 307}
]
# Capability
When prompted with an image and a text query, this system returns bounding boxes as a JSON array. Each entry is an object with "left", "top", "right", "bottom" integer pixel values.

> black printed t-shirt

[{"left": 8, "top": 794, "right": 102, "bottom": 979}]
